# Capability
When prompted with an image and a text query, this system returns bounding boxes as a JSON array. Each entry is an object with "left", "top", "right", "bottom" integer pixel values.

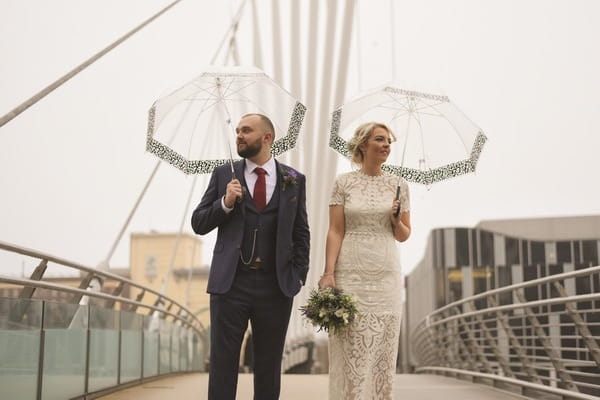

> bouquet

[{"left": 299, "top": 287, "right": 358, "bottom": 334}]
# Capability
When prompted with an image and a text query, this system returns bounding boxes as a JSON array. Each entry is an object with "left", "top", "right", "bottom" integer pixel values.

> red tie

[{"left": 253, "top": 167, "right": 267, "bottom": 212}]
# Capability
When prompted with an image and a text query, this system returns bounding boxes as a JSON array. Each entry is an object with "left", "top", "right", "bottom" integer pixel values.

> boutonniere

[{"left": 281, "top": 167, "right": 299, "bottom": 191}]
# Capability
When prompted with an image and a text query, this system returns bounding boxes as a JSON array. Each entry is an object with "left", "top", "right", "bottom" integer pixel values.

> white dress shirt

[{"left": 222, "top": 157, "right": 277, "bottom": 213}]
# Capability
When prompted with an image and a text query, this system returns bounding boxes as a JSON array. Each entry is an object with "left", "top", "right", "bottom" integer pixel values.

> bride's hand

[
  {"left": 318, "top": 273, "right": 336, "bottom": 289},
  {"left": 390, "top": 199, "right": 401, "bottom": 223}
]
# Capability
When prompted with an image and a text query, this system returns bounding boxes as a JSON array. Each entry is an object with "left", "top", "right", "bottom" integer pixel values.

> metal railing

[
  {"left": 411, "top": 265, "right": 600, "bottom": 399},
  {"left": 0, "top": 240, "right": 208, "bottom": 400}
]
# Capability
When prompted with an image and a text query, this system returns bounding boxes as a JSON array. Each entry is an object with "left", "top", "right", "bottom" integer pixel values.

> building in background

[
  {"left": 129, "top": 232, "right": 209, "bottom": 327},
  {"left": 401, "top": 215, "right": 600, "bottom": 372}
]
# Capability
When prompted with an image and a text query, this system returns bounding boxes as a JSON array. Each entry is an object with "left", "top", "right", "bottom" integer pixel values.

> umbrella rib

[
  {"left": 187, "top": 78, "right": 256, "bottom": 102},
  {"left": 187, "top": 85, "right": 222, "bottom": 160},
  {"left": 187, "top": 80, "right": 258, "bottom": 108},
  {"left": 379, "top": 95, "right": 411, "bottom": 125},
  {"left": 383, "top": 91, "right": 411, "bottom": 112},
  {"left": 214, "top": 80, "right": 239, "bottom": 175},
  {"left": 388, "top": 108, "right": 410, "bottom": 125},
  {"left": 186, "top": 79, "right": 253, "bottom": 103},
  {"left": 412, "top": 110, "right": 444, "bottom": 118},
  {"left": 235, "top": 91, "right": 287, "bottom": 135},
  {"left": 188, "top": 82, "right": 226, "bottom": 98},
  {"left": 377, "top": 105, "right": 411, "bottom": 115},
  {"left": 183, "top": 83, "right": 224, "bottom": 110},
  {"left": 400, "top": 109, "right": 411, "bottom": 168},
  {"left": 412, "top": 101, "right": 446, "bottom": 119},
  {"left": 429, "top": 102, "right": 470, "bottom": 155},
  {"left": 220, "top": 79, "right": 258, "bottom": 100},
  {"left": 412, "top": 109, "right": 429, "bottom": 170}
]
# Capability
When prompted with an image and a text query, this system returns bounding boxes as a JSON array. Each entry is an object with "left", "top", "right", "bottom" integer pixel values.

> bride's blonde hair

[{"left": 347, "top": 122, "right": 395, "bottom": 165}]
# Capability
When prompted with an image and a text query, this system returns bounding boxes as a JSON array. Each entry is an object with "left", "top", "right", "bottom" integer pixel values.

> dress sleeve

[
  {"left": 329, "top": 176, "right": 345, "bottom": 206},
  {"left": 400, "top": 179, "right": 410, "bottom": 213}
]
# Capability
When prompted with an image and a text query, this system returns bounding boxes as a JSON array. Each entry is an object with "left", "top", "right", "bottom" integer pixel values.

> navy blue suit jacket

[{"left": 191, "top": 159, "right": 310, "bottom": 297}]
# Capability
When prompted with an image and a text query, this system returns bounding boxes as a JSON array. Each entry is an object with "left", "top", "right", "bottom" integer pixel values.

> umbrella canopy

[
  {"left": 147, "top": 66, "right": 306, "bottom": 174},
  {"left": 329, "top": 86, "right": 487, "bottom": 185}
]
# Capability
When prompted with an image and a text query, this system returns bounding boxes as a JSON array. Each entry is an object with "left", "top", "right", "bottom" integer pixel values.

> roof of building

[{"left": 476, "top": 214, "right": 600, "bottom": 241}]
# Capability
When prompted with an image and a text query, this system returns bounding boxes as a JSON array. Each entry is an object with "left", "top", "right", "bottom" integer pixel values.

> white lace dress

[{"left": 328, "top": 170, "right": 410, "bottom": 400}]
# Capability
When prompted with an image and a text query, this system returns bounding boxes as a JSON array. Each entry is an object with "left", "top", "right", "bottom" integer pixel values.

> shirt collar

[{"left": 245, "top": 156, "right": 276, "bottom": 177}]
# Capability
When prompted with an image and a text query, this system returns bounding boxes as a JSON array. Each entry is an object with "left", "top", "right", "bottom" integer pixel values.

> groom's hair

[{"left": 241, "top": 113, "right": 276, "bottom": 143}]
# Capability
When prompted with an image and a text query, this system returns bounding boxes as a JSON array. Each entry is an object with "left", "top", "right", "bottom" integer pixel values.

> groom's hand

[{"left": 224, "top": 179, "right": 242, "bottom": 208}]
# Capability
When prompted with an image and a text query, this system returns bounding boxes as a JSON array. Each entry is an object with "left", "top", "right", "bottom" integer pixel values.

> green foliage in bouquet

[{"left": 299, "top": 287, "right": 358, "bottom": 334}]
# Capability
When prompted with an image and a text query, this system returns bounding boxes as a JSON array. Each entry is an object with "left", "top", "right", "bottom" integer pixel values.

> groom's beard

[{"left": 237, "top": 139, "right": 262, "bottom": 158}]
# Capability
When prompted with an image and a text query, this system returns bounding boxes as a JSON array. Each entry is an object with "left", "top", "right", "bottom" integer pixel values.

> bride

[{"left": 319, "top": 122, "right": 411, "bottom": 399}]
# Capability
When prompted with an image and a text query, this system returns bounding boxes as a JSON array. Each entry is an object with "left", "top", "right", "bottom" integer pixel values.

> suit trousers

[{"left": 208, "top": 268, "right": 293, "bottom": 400}]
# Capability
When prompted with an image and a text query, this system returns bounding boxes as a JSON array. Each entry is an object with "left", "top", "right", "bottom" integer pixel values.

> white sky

[{"left": 1, "top": 0, "right": 600, "bottom": 278}]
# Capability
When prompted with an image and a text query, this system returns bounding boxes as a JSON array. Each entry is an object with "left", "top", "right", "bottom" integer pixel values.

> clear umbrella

[
  {"left": 146, "top": 65, "right": 306, "bottom": 176},
  {"left": 329, "top": 85, "right": 487, "bottom": 186}
]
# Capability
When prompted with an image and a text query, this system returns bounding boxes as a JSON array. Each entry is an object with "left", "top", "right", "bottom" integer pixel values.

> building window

[
  {"left": 582, "top": 240, "right": 598, "bottom": 266},
  {"left": 573, "top": 241, "right": 581, "bottom": 264},
  {"left": 521, "top": 240, "right": 529, "bottom": 266},
  {"left": 447, "top": 267, "right": 462, "bottom": 303},
  {"left": 523, "top": 265, "right": 538, "bottom": 301},
  {"left": 549, "top": 264, "right": 564, "bottom": 311},
  {"left": 471, "top": 230, "right": 479, "bottom": 267},
  {"left": 435, "top": 267, "right": 446, "bottom": 308},
  {"left": 505, "top": 238, "right": 519, "bottom": 266},
  {"left": 480, "top": 231, "right": 494, "bottom": 267},
  {"left": 575, "top": 266, "right": 593, "bottom": 309},
  {"left": 531, "top": 241, "right": 545, "bottom": 265},
  {"left": 455, "top": 228, "right": 470, "bottom": 266},
  {"left": 556, "top": 241, "right": 571, "bottom": 264},
  {"left": 497, "top": 266, "right": 512, "bottom": 305},
  {"left": 473, "top": 266, "right": 493, "bottom": 309},
  {"left": 145, "top": 256, "right": 158, "bottom": 279}
]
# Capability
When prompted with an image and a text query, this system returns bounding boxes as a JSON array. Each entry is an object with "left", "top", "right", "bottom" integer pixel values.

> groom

[{"left": 191, "top": 114, "right": 310, "bottom": 400}]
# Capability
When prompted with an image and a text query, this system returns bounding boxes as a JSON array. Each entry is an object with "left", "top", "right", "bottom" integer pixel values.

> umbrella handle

[
  {"left": 394, "top": 186, "right": 401, "bottom": 217},
  {"left": 230, "top": 167, "right": 244, "bottom": 204}
]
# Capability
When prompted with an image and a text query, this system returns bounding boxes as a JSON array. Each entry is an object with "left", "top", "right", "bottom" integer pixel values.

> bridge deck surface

[{"left": 99, "top": 373, "right": 525, "bottom": 399}]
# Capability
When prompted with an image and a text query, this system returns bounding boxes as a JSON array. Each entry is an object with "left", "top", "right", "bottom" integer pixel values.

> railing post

[
  {"left": 514, "top": 290, "right": 578, "bottom": 391},
  {"left": 20, "top": 259, "right": 48, "bottom": 300},
  {"left": 140, "top": 325, "right": 145, "bottom": 380},
  {"left": 445, "top": 308, "right": 478, "bottom": 371},
  {"left": 36, "top": 301, "right": 45, "bottom": 400},
  {"left": 425, "top": 316, "right": 450, "bottom": 367},
  {"left": 72, "top": 273, "right": 103, "bottom": 305},
  {"left": 454, "top": 304, "right": 494, "bottom": 373},
  {"left": 117, "top": 310, "right": 122, "bottom": 386},
  {"left": 105, "top": 282, "right": 126, "bottom": 310},
  {"left": 488, "top": 295, "right": 543, "bottom": 384},
  {"left": 472, "top": 307, "right": 515, "bottom": 378},
  {"left": 553, "top": 281, "right": 600, "bottom": 367},
  {"left": 84, "top": 304, "right": 91, "bottom": 396},
  {"left": 128, "top": 289, "right": 146, "bottom": 313}
]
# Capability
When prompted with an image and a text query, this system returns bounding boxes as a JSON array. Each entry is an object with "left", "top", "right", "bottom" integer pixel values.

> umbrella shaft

[{"left": 394, "top": 185, "right": 401, "bottom": 217}]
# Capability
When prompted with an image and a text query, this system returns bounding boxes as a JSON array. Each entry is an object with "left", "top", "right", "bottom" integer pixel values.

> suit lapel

[{"left": 276, "top": 161, "right": 294, "bottom": 224}]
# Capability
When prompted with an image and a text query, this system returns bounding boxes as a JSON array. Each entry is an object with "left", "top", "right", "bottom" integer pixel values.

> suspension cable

[
  {"left": 101, "top": 0, "right": 248, "bottom": 269},
  {"left": 0, "top": 0, "right": 184, "bottom": 129}
]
